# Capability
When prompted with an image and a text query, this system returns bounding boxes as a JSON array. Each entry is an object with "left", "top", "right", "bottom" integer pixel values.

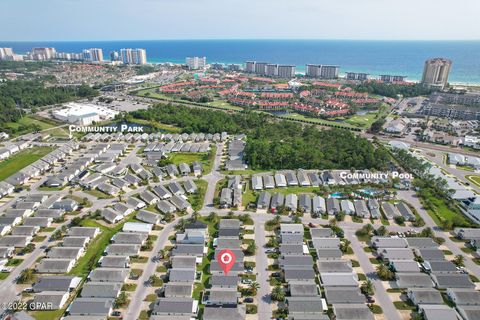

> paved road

[
  {"left": 200, "top": 142, "right": 225, "bottom": 213},
  {"left": 124, "top": 216, "right": 185, "bottom": 320},
  {"left": 345, "top": 230, "right": 402, "bottom": 320},
  {"left": 418, "top": 149, "right": 480, "bottom": 193},
  {"left": 254, "top": 219, "right": 273, "bottom": 320}
]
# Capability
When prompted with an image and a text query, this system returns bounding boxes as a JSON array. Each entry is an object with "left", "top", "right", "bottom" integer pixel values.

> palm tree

[
  {"left": 271, "top": 285, "right": 285, "bottom": 301},
  {"left": 360, "top": 279, "right": 374, "bottom": 296},
  {"left": 453, "top": 254, "right": 464, "bottom": 266},
  {"left": 249, "top": 282, "right": 260, "bottom": 296},
  {"left": 17, "top": 268, "right": 35, "bottom": 284},
  {"left": 340, "top": 239, "right": 351, "bottom": 253},
  {"left": 376, "top": 264, "right": 394, "bottom": 281},
  {"left": 207, "top": 212, "right": 218, "bottom": 222},
  {"left": 191, "top": 211, "right": 199, "bottom": 221},
  {"left": 364, "top": 224, "right": 374, "bottom": 234}
]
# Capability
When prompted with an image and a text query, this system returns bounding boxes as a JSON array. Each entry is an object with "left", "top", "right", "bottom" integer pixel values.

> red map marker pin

[{"left": 217, "top": 248, "right": 236, "bottom": 275}]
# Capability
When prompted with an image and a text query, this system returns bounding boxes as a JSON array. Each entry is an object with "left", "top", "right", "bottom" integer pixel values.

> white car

[{"left": 0, "top": 267, "right": 13, "bottom": 273}]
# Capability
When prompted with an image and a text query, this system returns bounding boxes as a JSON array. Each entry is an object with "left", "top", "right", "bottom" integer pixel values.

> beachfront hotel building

[
  {"left": 254, "top": 62, "right": 268, "bottom": 75},
  {"left": 0, "top": 48, "right": 22, "bottom": 61},
  {"left": 346, "top": 72, "right": 369, "bottom": 81},
  {"left": 380, "top": 75, "right": 407, "bottom": 83},
  {"left": 121, "top": 48, "right": 147, "bottom": 65},
  {"left": 266, "top": 64, "right": 279, "bottom": 76},
  {"left": 305, "top": 64, "right": 339, "bottom": 79},
  {"left": 29, "top": 47, "right": 56, "bottom": 60},
  {"left": 82, "top": 48, "right": 104, "bottom": 62},
  {"left": 245, "top": 61, "right": 256, "bottom": 73},
  {"left": 421, "top": 58, "right": 452, "bottom": 90},
  {"left": 186, "top": 56, "right": 206, "bottom": 70},
  {"left": 278, "top": 65, "right": 296, "bottom": 78}
]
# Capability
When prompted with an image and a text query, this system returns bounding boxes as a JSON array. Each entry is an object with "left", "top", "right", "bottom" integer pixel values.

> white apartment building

[
  {"left": 121, "top": 48, "right": 147, "bottom": 65},
  {"left": 186, "top": 56, "right": 206, "bottom": 70}
]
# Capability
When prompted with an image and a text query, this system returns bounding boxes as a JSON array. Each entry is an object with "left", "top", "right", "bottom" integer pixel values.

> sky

[{"left": 1, "top": 0, "right": 479, "bottom": 41}]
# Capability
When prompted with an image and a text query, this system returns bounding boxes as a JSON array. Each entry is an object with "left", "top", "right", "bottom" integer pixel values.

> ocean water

[{"left": 1, "top": 39, "right": 479, "bottom": 84}]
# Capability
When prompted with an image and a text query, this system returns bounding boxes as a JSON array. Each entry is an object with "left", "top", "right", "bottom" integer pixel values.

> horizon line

[{"left": 1, "top": 38, "right": 480, "bottom": 43}]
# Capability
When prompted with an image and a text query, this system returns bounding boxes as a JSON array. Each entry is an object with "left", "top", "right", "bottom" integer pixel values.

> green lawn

[
  {"left": 135, "top": 88, "right": 243, "bottom": 112},
  {"left": 0, "top": 146, "right": 54, "bottom": 181},
  {"left": 188, "top": 179, "right": 208, "bottom": 211},
  {"left": 419, "top": 189, "right": 471, "bottom": 227},
  {"left": 242, "top": 182, "right": 257, "bottom": 207},
  {"left": 278, "top": 112, "right": 357, "bottom": 130},
  {"left": 264, "top": 186, "right": 323, "bottom": 196},
  {"left": 31, "top": 310, "right": 65, "bottom": 320},
  {"left": 126, "top": 117, "right": 182, "bottom": 133},
  {"left": 345, "top": 104, "right": 389, "bottom": 128},
  {"left": 168, "top": 146, "right": 216, "bottom": 174},
  {"left": 3, "top": 115, "right": 56, "bottom": 137},
  {"left": 466, "top": 175, "right": 480, "bottom": 188},
  {"left": 69, "top": 218, "right": 126, "bottom": 276},
  {"left": 82, "top": 189, "right": 114, "bottom": 199},
  {"left": 457, "top": 165, "right": 476, "bottom": 172}
]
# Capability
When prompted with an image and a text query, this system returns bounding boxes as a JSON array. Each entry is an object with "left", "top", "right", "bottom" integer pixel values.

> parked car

[
  {"left": 244, "top": 297, "right": 254, "bottom": 303},
  {"left": 241, "top": 279, "right": 253, "bottom": 284}
]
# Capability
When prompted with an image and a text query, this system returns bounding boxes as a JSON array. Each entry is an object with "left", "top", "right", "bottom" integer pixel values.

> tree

[
  {"left": 453, "top": 254, "right": 465, "bottom": 266},
  {"left": 271, "top": 286, "right": 285, "bottom": 301},
  {"left": 249, "top": 282, "right": 260, "bottom": 296},
  {"left": 340, "top": 239, "right": 351, "bottom": 253},
  {"left": 266, "top": 237, "right": 279, "bottom": 248},
  {"left": 376, "top": 265, "right": 395, "bottom": 281},
  {"left": 207, "top": 212, "right": 218, "bottom": 222},
  {"left": 335, "top": 211, "right": 345, "bottom": 221},
  {"left": 114, "top": 291, "right": 129, "bottom": 308},
  {"left": 17, "top": 268, "right": 35, "bottom": 284},
  {"left": 50, "top": 230, "right": 63, "bottom": 241},
  {"left": 360, "top": 280, "right": 375, "bottom": 296},
  {"left": 175, "top": 218, "right": 186, "bottom": 231},
  {"left": 412, "top": 216, "right": 425, "bottom": 227},
  {"left": 394, "top": 216, "right": 405, "bottom": 225},
  {"left": 420, "top": 227, "right": 434, "bottom": 238},
  {"left": 244, "top": 242, "right": 257, "bottom": 256},
  {"left": 375, "top": 226, "right": 388, "bottom": 236}
]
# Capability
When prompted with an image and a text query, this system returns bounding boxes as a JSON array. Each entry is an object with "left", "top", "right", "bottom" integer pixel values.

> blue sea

[{"left": 1, "top": 39, "right": 480, "bottom": 84}]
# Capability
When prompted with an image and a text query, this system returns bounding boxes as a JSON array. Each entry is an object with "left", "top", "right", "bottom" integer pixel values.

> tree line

[
  {"left": 0, "top": 80, "right": 98, "bottom": 129},
  {"left": 352, "top": 82, "right": 434, "bottom": 98},
  {"left": 131, "top": 103, "right": 390, "bottom": 170}
]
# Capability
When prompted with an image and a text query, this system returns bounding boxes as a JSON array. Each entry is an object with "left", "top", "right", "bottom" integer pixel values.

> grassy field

[
  {"left": 345, "top": 105, "right": 389, "bottom": 128},
  {"left": 168, "top": 146, "right": 216, "bottom": 174},
  {"left": 127, "top": 117, "right": 182, "bottom": 133},
  {"left": 31, "top": 310, "right": 65, "bottom": 320},
  {"left": 457, "top": 165, "right": 476, "bottom": 172},
  {"left": 278, "top": 112, "right": 357, "bottom": 130},
  {"left": 82, "top": 189, "right": 114, "bottom": 199},
  {"left": 242, "top": 183, "right": 324, "bottom": 206},
  {"left": 0, "top": 146, "right": 54, "bottom": 181},
  {"left": 466, "top": 175, "right": 480, "bottom": 188},
  {"left": 188, "top": 179, "right": 208, "bottom": 211},
  {"left": 3, "top": 115, "right": 67, "bottom": 138},
  {"left": 420, "top": 189, "right": 471, "bottom": 227},
  {"left": 221, "top": 169, "right": 271, "bottom": 175},
  {"left": 136, "top": 88, "right": 243, "bottom": 112},
  {"left": 69, "top": 218, "right": 125, "bottom": 276}
]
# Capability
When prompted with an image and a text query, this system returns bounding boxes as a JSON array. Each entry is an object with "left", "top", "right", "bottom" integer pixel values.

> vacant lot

[{"left": 0, "top": 146, "right": 54, "bottom": 181}]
